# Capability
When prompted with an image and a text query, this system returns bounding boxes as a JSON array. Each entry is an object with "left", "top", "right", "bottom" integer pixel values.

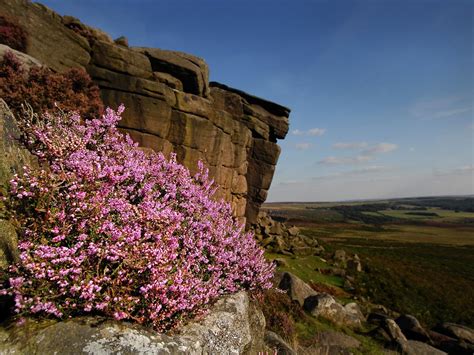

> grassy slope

[{"left": 264, "top": 252, "right": 385, "bottom": 354}]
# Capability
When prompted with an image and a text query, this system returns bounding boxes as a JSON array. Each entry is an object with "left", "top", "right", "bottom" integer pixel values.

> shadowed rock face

[{"left": 0, "top": 0, "right": 290, "bottom": 225}]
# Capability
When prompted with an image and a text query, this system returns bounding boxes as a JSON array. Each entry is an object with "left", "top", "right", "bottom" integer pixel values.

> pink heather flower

[{"left": 1, "top": 105, "right": 274, "bottom": 331}]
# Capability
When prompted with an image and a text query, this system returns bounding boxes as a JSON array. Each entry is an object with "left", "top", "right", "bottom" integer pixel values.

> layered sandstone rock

[{"left": 0, "top": 0, "right": 290, "bottom": 225}]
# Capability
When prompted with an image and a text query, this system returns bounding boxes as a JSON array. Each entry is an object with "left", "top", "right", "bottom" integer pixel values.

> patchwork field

[{"left": 263, "top": 196, "right": 474, "bottom": 327}]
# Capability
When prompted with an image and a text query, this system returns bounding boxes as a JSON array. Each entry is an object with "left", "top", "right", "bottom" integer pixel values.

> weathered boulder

[
  {"left": 0, "top": 291, "right": 267, "bottom": 354},
  {"left": 114, "top": 36, "right": 129, "bottom": 47},
  {"left": 380, "top": 318, "right": 447, "bottom": 355},
  {"left": 278, "top": 272, "right": 317, "bottom": 307},
  {"left": 303, "top": 294, "right": 364, "bottom": 329},
  {"left": 395, "top": 314, "right": 431, "bottom": 343},
  {"left": 382, "top": 318, "right": 408, "bottom": 345},
  {"left": 287, "top": 226, "right": 300, "bottom": 236},
  {"left": 347, "top": 258, "right": 362, "bottom": 272},
  {"left": 333, "top": 249, "right": 346, "bottom": 264},
  {"left": 433, "top": 323, "right": 474, "bottom": 344},
  {"left": 297, "top": 331, "right": 361, "bottom": 355},
  {"left": 405, "top": 340, "right": 447, "bottom": 355},
  {"left": 428, "top": 330, "right": 473, "bottom": 355}
]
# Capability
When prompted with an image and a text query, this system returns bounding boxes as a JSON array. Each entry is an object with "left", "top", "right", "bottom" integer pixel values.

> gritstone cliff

[{"left": 0, "top": 0, "right": 290, "bottom": 226}]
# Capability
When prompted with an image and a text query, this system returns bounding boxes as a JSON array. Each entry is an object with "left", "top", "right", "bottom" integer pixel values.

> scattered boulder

[
  {"left": 278, "top": 272, "right": 318, "bottom": 307},
  {"left": 288, "top": 226, "right": 300, "bottom": 236},
  {"left": 114, "top": 36, "right": 129, "bottom": 47},
  {"left": 428, "top": 330, "right": 473, "bottom": 355},
  {"left": 333, "top": 249, "right": 346, "bottom": 264},
  {"left": 298, "top": 331, "right": 361, "bottom": 355},
  {"left": 0, "top": 291, "right": 266, "bottom": 355},
  {"left": 344, "top": 302, "right": 365, "bottom": 325},
  {"left": 433, "top": 323, "right": 474, "bottom": 344},
  {"left": 314, "top": 331, "right": 361, "bottom": 349},
  {"left": 382, "top": 318, "right": 408, "bottom": 345},
  {"left": 264, "top": 331, "right": 296, "bottom": 355},
  {"left": 395, "top": 314, "right": 431, "bottom": 343},
  {"left": 303, "top": 294, "right": 364, "bottom": 329},
  {"left": 252, "top": 211, "right": 320, "bottom": 255},
  {"left": 368, "top": 312, "right": 390, "bottom": 326},
  {"left": 381, "top": 318, "right": 447, "bottom": 355},
  {"left": 347, "top": 258, "right": 362, "bottom": 272},
  {"left": 405, "top": 340, "right": 447, "bottom": 355}
]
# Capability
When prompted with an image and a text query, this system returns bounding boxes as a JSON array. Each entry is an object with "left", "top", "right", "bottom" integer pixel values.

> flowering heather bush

[
  {"left": 0, "top": 105, "right": 274, "bottom": 330},
  {"left": 0, "top": 15, "right": 27, "bottom": 52},
  {"left": 0, "top": 51, "right": 103, "bottom": 119}
]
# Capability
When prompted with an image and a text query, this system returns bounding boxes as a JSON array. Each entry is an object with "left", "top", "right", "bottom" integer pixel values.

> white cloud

[
  {"left": 312, "top": 165, "right": 390, "bottom": 180},
  {"left": 308, "top": 128, "right": 327, "bottom": 136},
  {"left": 333, "top": 142, "right": 368, "bottom": 149},
  {"left": 320, "top": 142, "right": 398, "bottom": 166},
  {"left": 295, "top": 143, "right": 312, "bottom": 150},
  {"left": 409, "top": 147, "right": 415, "bottom": 152},
  {"left": 318, "top": 155, "right": 373, "bottom": 165},
  {"left": 291, "top": 128, "right": 326, "bottom": 136},
  {"left": 363, "top": 142, "right": 398, "bottom": 154},
  {"left": 410, "top": 95, "right": 472, "bottom": 120}
]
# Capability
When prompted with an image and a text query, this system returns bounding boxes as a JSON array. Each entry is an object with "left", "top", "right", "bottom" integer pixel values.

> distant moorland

[{"left": 263, "top": 196, "right": 474, "bottom": 327}]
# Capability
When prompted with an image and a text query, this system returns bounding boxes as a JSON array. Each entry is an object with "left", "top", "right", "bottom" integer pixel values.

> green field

[{"left": 264, "top": 196, "right": 474, "bottom": 328}]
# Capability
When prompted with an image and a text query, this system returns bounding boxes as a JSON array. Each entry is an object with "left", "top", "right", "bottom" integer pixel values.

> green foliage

[
  {"left": 348, "top": 239, "right": 474, "bottom": 327},
  {"left": 0, "top": 51, "right": 103, "bottom": 119},
  {"left": 266, "top": 252, "right": 344, "bottom": 287}
]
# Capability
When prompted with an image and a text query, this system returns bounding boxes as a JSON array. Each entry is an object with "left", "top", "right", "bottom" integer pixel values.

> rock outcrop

[
  {"left": 0, "top": 291, "right": 268, "bottom": 354},
  {"left": 253, "top": 211, "right": 323, "bottom": 254},
  {"left": 0, "top": 99, "right": 38, "bottom": 270},
  {"left": 0, "top": 0, "right": 290, "bottom": 225}
]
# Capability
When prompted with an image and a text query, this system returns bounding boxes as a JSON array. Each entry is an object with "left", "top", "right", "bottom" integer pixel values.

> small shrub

[
  {"left": 0, "top": 51, "right": 103, "bottom": 119},
  {"left": 258, "top": 289, "right": 303, "bottom": 343},
  {"left": 0, "top": 15, "right": 27, "bottom": 52},
  {"left": 0, "top": 105, "right": 273, "bottom": 331}
]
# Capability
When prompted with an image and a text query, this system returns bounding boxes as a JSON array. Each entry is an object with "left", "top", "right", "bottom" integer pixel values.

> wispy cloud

[
  {"left": 312, "top": 165, "right": 390, "bottom": 180},
  {"left": 433, "top": 165, "right": 474, "bottom": 177},
  {"left": 333, "top": 142, "right": 368, "bottom": 149},
  {"left": 410, "top": 95, "right": 472, "bottom": 120},
  {"left": 295, "top": 142, "right": 313, "bottom": 150},
  {"left": 363, "top": 142, "right": 398, "bottom": 154},
  {"left": 432, "top": 107, "right": 471, "bottom": 119},
  {"left": 292, "top": 128, "right": 326, "bottom": 136},
  {"left": 320, "top": 142, "right": 398, "bottom": 166},
  {"left": 319, "top": 155, "right": 373, "bottom": 165}
]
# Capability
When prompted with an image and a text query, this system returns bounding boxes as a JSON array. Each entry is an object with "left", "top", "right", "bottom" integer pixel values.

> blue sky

[{"left": 41, "top": 0, "right": 473, "bottom": 201}]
